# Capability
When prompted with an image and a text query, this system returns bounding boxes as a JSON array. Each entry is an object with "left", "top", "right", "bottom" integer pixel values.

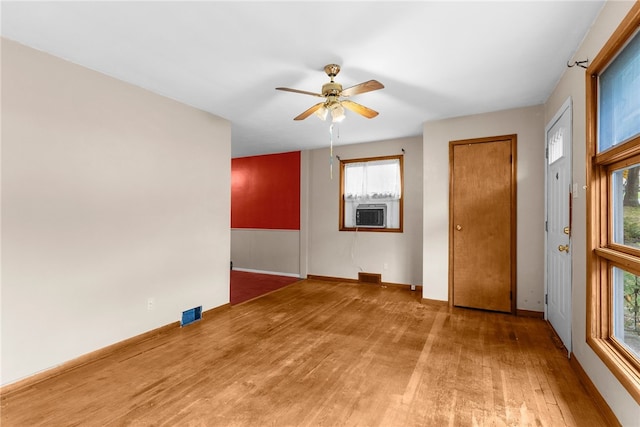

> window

[
  {"left": 548, "top": 127, "right": 564, "bottom": 164},
  {"left": 587, "top": 3, "right": 640, "bottom": 403},
  {"left": 339, "top": 155, "right": 403, "bottom": 232}
]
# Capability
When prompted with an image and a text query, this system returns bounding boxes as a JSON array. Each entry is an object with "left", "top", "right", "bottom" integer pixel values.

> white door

[{"left": 546, "top": 98, "right": 572, "bottom": 353}]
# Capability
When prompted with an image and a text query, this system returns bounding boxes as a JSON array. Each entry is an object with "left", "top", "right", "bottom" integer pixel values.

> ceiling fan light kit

[
  {"left": 313, "top": 97, "right": 345, "bottom": 123},
  {"left": 276, "top": 64, "right": 384, "bottom": 123},
  {"left": 330, "top": 104, "right": 345, "bottom": 123},
  {"left": 315, "top": 106, "right": 328, "bottom": 121}
]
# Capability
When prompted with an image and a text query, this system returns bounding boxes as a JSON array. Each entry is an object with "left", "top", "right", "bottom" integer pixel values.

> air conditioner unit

[{"left": 355, "top": 204, "right": 387, "bottom": 228}]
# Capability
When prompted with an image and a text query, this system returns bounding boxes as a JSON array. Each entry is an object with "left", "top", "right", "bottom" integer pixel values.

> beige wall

[
  {"left": 1, "top": 39, "right": 231, "bottom": 385},
  {"left": 306, "top": 136, "right": 423, "bottom": 285},
  {"left": 422, "top": 105, "right": 546, "bottom": 310},
  {"left": 545, "top": 1, "right": 638, "bottom": 423},
  {"left": 230, "top": 229, "right": 300, "bottom": 276}
]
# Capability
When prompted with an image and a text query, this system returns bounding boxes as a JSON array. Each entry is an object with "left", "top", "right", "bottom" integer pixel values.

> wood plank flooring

[{"left": 1, "top": 280, "right": 608, "bottom": 426}]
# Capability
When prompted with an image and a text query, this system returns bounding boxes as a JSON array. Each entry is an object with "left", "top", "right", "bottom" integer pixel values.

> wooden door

[{"left": 450, "top": 135, "right": 516, "bottom": 314}]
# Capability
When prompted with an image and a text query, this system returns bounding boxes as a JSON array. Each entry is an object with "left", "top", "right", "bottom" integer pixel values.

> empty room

[{"left": 2, "top": 1, "right": 640, "bottom": 426}]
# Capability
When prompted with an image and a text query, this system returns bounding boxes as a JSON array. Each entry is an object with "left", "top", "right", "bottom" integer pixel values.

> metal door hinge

[{"left": 545, "top": 294, "right": 548, "bottom": 304}]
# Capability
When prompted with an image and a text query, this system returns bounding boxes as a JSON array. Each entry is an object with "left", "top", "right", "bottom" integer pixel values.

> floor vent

[
  {"left": 358, "top": 272, "right": 382, "bottom": 285},
  {"left": 181, "top": 306, "right": 202, "bottom": 327}
]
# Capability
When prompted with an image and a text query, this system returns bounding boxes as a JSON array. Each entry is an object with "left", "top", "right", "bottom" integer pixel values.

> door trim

[{"left": 448, "top": 134, "right": 518, "bottom": 314}]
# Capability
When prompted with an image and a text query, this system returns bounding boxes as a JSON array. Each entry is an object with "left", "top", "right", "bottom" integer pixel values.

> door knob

[
  {"left": 558, "top": 244, "right": 569, "bottom": 253},
  {"left": 456, "top": 224, "right": 463, "bottom": 231}
]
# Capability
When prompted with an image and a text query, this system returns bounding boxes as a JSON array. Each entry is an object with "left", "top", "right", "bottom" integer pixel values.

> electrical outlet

[
  {"left": 383, "top": 262, "right": 389, "bottom": 270},
  {"left": 147, "top": 297, "right": 155, "bottom": 311}
]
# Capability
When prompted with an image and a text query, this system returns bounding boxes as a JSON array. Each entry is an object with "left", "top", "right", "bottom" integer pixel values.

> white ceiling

[{"left": 1, "top": 1, "right": 605, "bottom": 158}]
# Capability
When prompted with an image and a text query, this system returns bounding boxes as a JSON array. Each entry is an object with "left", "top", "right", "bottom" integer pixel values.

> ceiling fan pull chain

[{"left": 329, "top": 123, "right": 334, "bottom": 179}]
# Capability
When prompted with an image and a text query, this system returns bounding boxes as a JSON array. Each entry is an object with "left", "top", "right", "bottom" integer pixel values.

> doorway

[
  {"left": 545, "top": 98, "right": 572, "bottom": 353},
  {"left": 449, "top": 135, "right": 517, "bottom": 314}
]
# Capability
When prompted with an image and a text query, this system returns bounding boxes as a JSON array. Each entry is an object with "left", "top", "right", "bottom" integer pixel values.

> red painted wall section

[{"left": 231, "top": 151, "right": 300, "bottom": 230}]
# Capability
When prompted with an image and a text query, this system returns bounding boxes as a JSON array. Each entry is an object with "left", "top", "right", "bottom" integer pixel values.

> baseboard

[
  {"left": 569, "top": 353, "right": 621, "bottom": 427},
  {"left": 1, "top": 303, "right": 231, "bottom": 397},
  {"left": 421, "top": 298, "right": 448, "bottom": 307},
  {"left": 516, "top": 309, "right": 544, "bottom": 318},
  {"left": 307, "top": 274, "right": 359, "bottom": 283},
  {"left": 203, "top": 303, "right": 231, "bottom": 317},
  {"left": 307, "top": 274, "right": 421, "bottom": 291},
  {"left": 233, "top": 268, "right": 300, "bottom": 278},
  {"left": 383, "top": 282, "right": 423, "bottom": 292}
]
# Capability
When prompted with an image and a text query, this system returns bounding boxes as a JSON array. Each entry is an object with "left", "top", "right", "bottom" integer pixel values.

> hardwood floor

[{"left": 1, "top": 280, "right": 607, "bottom": 426}]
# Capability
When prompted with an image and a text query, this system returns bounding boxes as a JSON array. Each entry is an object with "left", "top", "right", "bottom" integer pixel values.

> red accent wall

[{"left": 231, "top": 151, "right": 300, "bottom": 230}]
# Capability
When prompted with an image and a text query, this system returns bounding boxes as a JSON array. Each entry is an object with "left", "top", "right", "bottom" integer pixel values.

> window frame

[
  {"left": 338, "top": 154, "right": 404, "bottom": 232},
  {"left": 586, "top": 2, "right": 640, "bottom": 404}
]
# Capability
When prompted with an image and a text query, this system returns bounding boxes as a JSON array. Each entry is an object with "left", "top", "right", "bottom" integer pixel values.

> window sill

[
  {"left": 587, "top": 336, "right": 640, "bottom": 404},
  {"left": 339, "top": 227, "right": 403, "bottom": 233}
]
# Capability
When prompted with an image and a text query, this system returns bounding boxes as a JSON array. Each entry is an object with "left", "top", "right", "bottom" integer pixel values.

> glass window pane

[
  {"left": 548, "top": 127, "right": 564, "bottom": 164},
  {"left": 612, "top": 267, "right": 640, "bottom": 359},
  {"left": 344, "top": 159, "right": 401, "bottom": 200},
  {"left": 612, "top": 163, "right": 640, "bottom": 248},
  {"left": 598, "top": 30, "right": 640, "bottom": 152}
]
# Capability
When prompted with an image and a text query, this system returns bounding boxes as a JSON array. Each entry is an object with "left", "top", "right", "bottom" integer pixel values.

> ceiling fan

[{"left": 276, "top": 64, "right": 384, "bottom": 122}]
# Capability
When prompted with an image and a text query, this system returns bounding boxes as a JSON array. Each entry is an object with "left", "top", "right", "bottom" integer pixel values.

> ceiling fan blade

[
  {"left": 341, "top": 100, "right": 379, "bottom": 119},
  {"left": 276, "top": 87, "right": 324, "bottom": 98},
  {"left": 294, "top": 102, "right": 325, "bottom": 120},
  {"left": 340, "top": 80, "right": 384, "bottom": 97}
]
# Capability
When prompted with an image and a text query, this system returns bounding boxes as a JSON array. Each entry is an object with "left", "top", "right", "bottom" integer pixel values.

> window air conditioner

[{"left": 355, "top": 204, "right": 387, "bottom": 228}]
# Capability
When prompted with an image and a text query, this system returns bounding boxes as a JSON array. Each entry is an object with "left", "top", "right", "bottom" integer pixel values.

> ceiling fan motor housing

[{"left": 322, "top": 82, "right": 342, "bottom": 97}]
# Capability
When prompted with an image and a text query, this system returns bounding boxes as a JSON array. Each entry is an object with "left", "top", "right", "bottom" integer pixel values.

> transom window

[{"left": 587, "top": 3, "right": 640, "bottom": 403}]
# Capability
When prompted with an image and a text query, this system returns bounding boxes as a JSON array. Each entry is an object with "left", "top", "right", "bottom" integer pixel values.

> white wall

[
  {"left": 307, "top": 136, "right": 423, "bottom": 285},
  {"left": 1, "top": 39, "right": 231, "bottom": 385},
  {"left": 545, "top": 1, "right": 639, "bottom": 424},
  {"left": 422, "top": 105, "right": 545, "bottom": 311}
]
